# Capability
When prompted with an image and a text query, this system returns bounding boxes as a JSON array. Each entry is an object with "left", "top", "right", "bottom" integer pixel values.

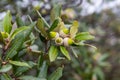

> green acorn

[
  {"left": 50, "top": 31, "right": 59, "bottom": 40},
  {"left": 55, "top": 37, "right": 63, "bottom": 45},
  {"left": 1, "top": 32, "right": 9, "bottom": 38},
  {"left": 63, "top": 37, "right": 74, "bottom": 47},
  {"left": 59, "top": 28, "right": 69, "bottom": 38}
]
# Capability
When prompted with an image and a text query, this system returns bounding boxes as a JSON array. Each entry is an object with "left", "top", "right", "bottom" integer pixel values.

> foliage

[{"left": 0, "top": 1, "right": 111, "bottom": 80}]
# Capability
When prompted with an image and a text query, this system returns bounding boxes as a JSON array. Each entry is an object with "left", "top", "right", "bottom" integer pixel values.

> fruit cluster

[{"left": 50, "top": 28, "right": 74, "bottom": 47}]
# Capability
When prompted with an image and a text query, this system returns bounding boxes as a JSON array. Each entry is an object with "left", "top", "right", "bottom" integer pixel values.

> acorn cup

[
  {"left": 55, "top": 37, "right": 63, "bottom": 45},
  {"left": 63, "top": 37, "right": 74, "bottom": 47},
  {"left": 59, "top": 28, "right": 69, "bottom": 38}
]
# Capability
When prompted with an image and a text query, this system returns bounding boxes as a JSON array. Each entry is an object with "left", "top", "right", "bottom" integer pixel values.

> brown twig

[{"left": 2, "top": 39, "right": 11, "bottom": 59}]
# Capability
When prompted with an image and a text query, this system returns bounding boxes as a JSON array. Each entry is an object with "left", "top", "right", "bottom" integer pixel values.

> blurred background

[{"left": 0, "top": 0, "right": 120, "bottom": 80}]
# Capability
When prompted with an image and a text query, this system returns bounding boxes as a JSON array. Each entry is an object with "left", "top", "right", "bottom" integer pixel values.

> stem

[
  {"left": 44, "top": 40, "right": 48, "bottom": 53},
  {"left": 2, "top": 39, "right": 11, "bottom": 59}
]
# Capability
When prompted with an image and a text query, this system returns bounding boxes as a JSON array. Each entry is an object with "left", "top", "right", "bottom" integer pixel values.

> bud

[
  {"left": 63, "top": 38, "right": 73, "bottom": 47},
  {"left": 55, "top": 37, "right": 63, "bottom": 45},
  {"left": 49, "top": 31, "right": 59, "bottom": 40},
  {"left": 59, "top": 28, "right": 69, "bottom": 38},
  {"left": 1, "top": 32, "right": 9, "bottom": 38}
]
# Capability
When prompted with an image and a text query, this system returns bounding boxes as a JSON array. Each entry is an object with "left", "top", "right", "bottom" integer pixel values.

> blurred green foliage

[{"left": 0, "top": 0, "right": 120, "bottom": 80}]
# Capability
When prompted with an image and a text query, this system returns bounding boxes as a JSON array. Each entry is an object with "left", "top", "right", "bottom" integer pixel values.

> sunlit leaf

[
  {"left": 10, "top": 26, "right": 29, "bottom": 39},
  {"left": 9, "top": 60, "right": 30, "bottom": 68},
  {"left": 70, "top": 21, "right": 79, "bottom": 38},
  {"left": 75, "top": 32, "right": 95, "bottom": 40},
  {"left": 60, "top": 46, "right": 71, "bottom": 60},
  {"left": 3, "top": 10, "right": 12, "bottom": 34},
  {"left": 49, "top": 46, "right": 58, "bottom": 62},
  {"left": 36, "top": 18, "right": 48, "bottom": 38}
]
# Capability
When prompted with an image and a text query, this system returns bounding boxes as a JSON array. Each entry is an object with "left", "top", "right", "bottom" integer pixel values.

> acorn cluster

[{"left": 50, "top": 28, "right": 74, "bottom": 47}]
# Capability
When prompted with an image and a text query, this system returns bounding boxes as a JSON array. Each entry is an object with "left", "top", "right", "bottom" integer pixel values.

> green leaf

[
  {"left": 38, "top": 61, "right": 48, "bottom": 78},
  {"left": 5, "top": 34, "right": 24, "bottom": 60},
  {"left": 50, "top": 4, "right": 61, "bottom": 22},
  {"left": 5, "top": 22, "right": 36, "bottom": 60},
  {"left": 73, "top": 41, "right": 85, "bottom": 46},
  {"left": 75, "top": 32, "right": 95, "bottom": 40},
  {"left": 39, "top": 33, "right": 47, "bottom": 42},
  {"left": 23, "top": 22, "right": 36, "bottom": 39},
  {"left": 36, "top": 18, "right": 48, "bottom": 38},
  {"left": 10, "top": 26, "right": 29, "bottom": 39},
  {"left": 0, "top": 73, "right": 12, "bottom": 80},
  {"left": 10, "top": 22, "right": 17, "bottom": 34},
  {"left": 36, "top": 10, "right": 50, "bottom": 28},
  {"left": 9, "top": 60, "right": 30, "bottom": 68},
  {"left": 48, "top": 67, "right": 63, "bottom": 80},
  {"left": 48, "top": 18, "right": 59, "bottom": 32},
  {"left": 71, "top": 47, "right": 78, "bottom": 58},
  {"left": 16, "top": 15, "right": 25, "bottom": 27},
  {"left": 37, "top": 54, "right": 44, "bottom": 69},
  {"left": 49, "top": 46, "right": 58, "bottom": 62},
  {"left": 70, "top": 21, "right": 79, "bottom": 38},
  {"left": 53, "top": 18, "right": 64, "bottom": 32},
  {"left": 19, "top": 76, "right": 46, "bottom": 80},
  {"left": 0, "top": 21, "right": 4, "bottom": 31},
  {"left": 98, "top": 54, "right": 109, "bottom": 62},
  {"left": 3, "top": 10, "right": 12, "bottom": 34},
  {"left": 84, "top": 44, "right": 97, "bottom": 50},
  {"left": 15, "top": 61, "right": 36, "bottom": 76},
  {"left": 98, "top": 62, "right": 110, "bottom": 67},
  {"left": 0, "top": 32, "right": 4, "bottom": 42},
  {"left": 0, "top": 64, "right": 12, "bottom": 73},
  {"left": 60, "top": 46, "right": 71, "bottom": 60},
  {"left": 94, "top": 67, "right": 105, "bottom": 80},
  {"left": 92, "top": 73, "right": 97, "bottom": 80}
]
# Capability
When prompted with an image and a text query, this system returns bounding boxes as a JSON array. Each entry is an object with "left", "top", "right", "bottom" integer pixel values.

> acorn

[
  {"left": 49, "top": 31, "right": 59, "bottom": 40},
  {"left": 55, "top": 37, "right": 63, "bottom": 45},
  {"left": 1, "top": 32, "right": 9, "bottom": 38},
  {"left": 63, "top": 37, "right": 74, "bottom": 47},
  {"left": 59, "top": 28, "right": 69, "bottom": 38}
]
